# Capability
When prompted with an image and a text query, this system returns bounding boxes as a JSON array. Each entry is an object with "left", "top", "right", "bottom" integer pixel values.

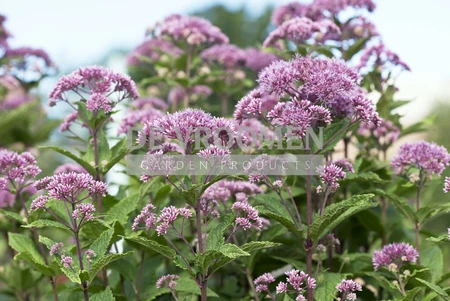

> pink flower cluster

[
  {"left": 0, "top": 150, "right": 41, "bottom": 188},
  {"left": 72, "top": 203, "right": 96, "bottom": 221},
  {"left": 254, "top": 273, "right": 275, "bottom": 293},
  {"left": 60, "top": 255, "right": 73, "bottom": 269},
  {"left": 244, "top": 48, "right": 279, "bottom": 72},
  {"left": 127, "top": 39, "right": 182, "bottom": 66},
  {"left": 168, "top": 85, "right": 212, "bottom": 106},
  {"left": 372, "top": 242, "right": 419, "bottom": 271},
  {"left": 276, "top": 269, "right": 316, "bottom": 300},
  {"left": 358, "top": 118, "right": 400, "bottom": 146},
  {"left": 391, "top": 141, "right": 450, "bottom": 176},
  {"left": 49, "top": 242, "right": 64, "bottom": 256},
  {"left": 54, "top": 163, "right": 87, "bottom": 174},
  {"left": 4, "top": 47, "right": 55, "bottom": 68},
  {"left": 154, "top": 14, "right": 229, "bottom": 46},
  {"left": 444, "top": 177, "right": 450, "bottom": 193},
  {"left": 263, "top": 17, "right": 341, "bottom": 48},
  {"left": 201, "top": 44, "right": 247, "bottom": 69},
  {"left": 231, "top": 201, "right": 263, "bottom": 230},
  {"left": 357, "top": 44, "right": 410, "bottom": 72},
  {"left": 336, "top": 279, "right": 362, "bottom": 301},
  {"left": 34, "top": 172, "right": 108, "bottom": 202},
  {"left": 156, "top": 274, "right": 179, "bottom": 289},
  {"left": 318, "top": 162, "right": 348, "bottom": 191},
  {"left": 118, "top": 108, "right": 163, "bottom": 135},
  {"left": 131, "top": 97, "right": 168, "bottom": 111},
  {"left": 132, "top": 204, "right": 192, "bottom": 236},
  {"left": 48, "top": 66, "right": 139, "bottom": 115},
  {"left": 202, "top": 180, "right": 263, "bottom": 205}
]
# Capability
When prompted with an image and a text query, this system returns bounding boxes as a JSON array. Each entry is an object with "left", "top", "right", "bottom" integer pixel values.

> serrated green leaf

[
  {"left": 417, "top": 204, "right": 450, "bottom": 224},
  {"left": 91, "top": 287, "right": 114, "bottom": 301},
  {"left": 88, "top": 228, "right": 114, "bottom": 267},
  {"left": 88, "top": 251, "right": 133, "bottom": 281},
  {"left": 22, "top": 219, "right": 69, "bottom": 231},
  {"left": 314, "top": 273, "right": 342, "bottom": 301},
  {"left": 0, "top": 209, "right": 24, "bottom": 223},
  {"left": 206, "top": 212, "right": 235, "bottom": 250},
  {"left": 416, "top": 278, "right": 450, "bottom": 301},
  {"left": 105, "top": 193, "right": 139, "bottom": 225},
  {"left": 427, "top": 234, "right": 449, "bottom": 243},
  {"left": 39, "top": 146, "right": 96, "bottom": 175},
  {"left": 400, "top": 287, "right": 424, "bottom": 301},
  {"left": 101, "top": 137, "right": 129, "bottom": 174},
  {"left": 421, "top": 246, "right": 444, "bottom": 282},
  {"left": 79, "top": 270, "right": 89, "bottom": 283},
  {"left": 372, "top": 189, "right": 417, "bottom": 223},
  {"left": 196, "top": 244, "right": 249, "bottom": 274},
  {"left": 311, "top": 194, "right": 377, "bottom": 241},
  {"left": 124, "top": 235, "right": 176, "bottom": 259}
]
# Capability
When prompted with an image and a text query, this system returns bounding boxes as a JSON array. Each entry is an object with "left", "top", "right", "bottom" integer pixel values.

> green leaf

[
  {"left": 400, "top": 287, "right": 424, "bottom": 301},
  {"left": 421, "top": 246, "right": 444, "bottom": 282},
  {"left": 79, "top": 270, "right": 90, "bottom": 283},
  {"left": 124, "top": 235, "right": 176, "bottom": 259},
  {"left": 310, "top": 194, "right": 377, "bottom": 241},
  {"left": 417, "top": 204, "right": 450, "bottom": 224},
  {"left": 88, "top": 229, "right": 114, "bottom": 266},
  {"left": 372, "top": 189, "right": 417, "bottom": 223},
  {"left": 101, "top": 138, "right": 129, "bottom": 174},
  {"left": 240, "top": 241, "right": 281, "bottom": 253},
  {"left": 39, "top": 235, "right": 81, "bottom": 283},
  {"left": 254, "top": 195, "right": 304, "bottom": 240},
  {"left": 105, "top": 193, "right": 139, "bottom": 225},
  {"left": 8, "top": 233, "right": 53, "bottom": 276},
  {"left": 195, "top": 244, "right": 249, "bottom": 274},
  {"left": 416, "top": 278, "right": 450, "bottom": 301},
  {"left": 206, "top": 212, "right": 235, "bottom": 250},
  {"left": 312, "top": 119, "right": 356, "bottom": 154},
  {"left": 39, "top": 146, "right": 96, "bottom": 174},
  {"left": 91, "top": 287, "right": 115, "bottom": 301},
  {"left": 88, "top": 251, "right": 133, "bottom": 281},
  {"left": 314, "top": 273, "right": 342, "bottom": 301},
  {"left": 22, "top": 219, "right": 69, "bottom": 231},
  {"left": 345, "top": 37, "right": 370, "bottom": 60},
  {"left": 0, "top": 209, "right": 24, "bottom": 223},
  {"left": 427, "top": 234, "right": 449, "bottom": 243}
]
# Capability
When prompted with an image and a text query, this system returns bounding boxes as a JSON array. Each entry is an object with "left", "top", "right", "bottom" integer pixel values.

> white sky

[{"left": 2, "top": 0, "right": 450, "bottom": 124}]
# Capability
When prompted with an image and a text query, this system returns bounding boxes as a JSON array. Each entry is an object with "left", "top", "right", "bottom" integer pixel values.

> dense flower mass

[
  {"left": 254, "top": 273, "right": 275, "bottom": 293},
  {"left": 391, "top": 141, "right": 450, "bottom": 176},
  {"left": 3, "top": 47, "right": 55, "bottom": 68},
  {"left": 49, "top": 242, "right": 64, "bottom": 256},
  {"left": 312, "top": 0, "right": 376, "bottom": 16},
  {"left": 271, "top": 2, "right": 313, "bottom": 25},
  {"left": 202, "top": 180, "right": 263, "bottom": 206},
  {"left": 127, "top": 39, "right": 182, "bottom": 66},
  {"left": 0, "top": 150, "right": 41, "bottom": 189},
  {"left": 156, "top": 274, "right": 179, "bottom": 290},
  {"left": 263, "top": 17, "right": 341, "bottom": 48},
  {"left": 130, "top": 97, "right": 168, "bottom": 111},
  {"left": 48, "top": 66, "right": 139, "bottom": 114},
  {"left": 244, "top": 48, "right": 279, "bottom": 72},
  {"left": 444, "top": 177, "right": 450, "bottom": 193},
  {"left": 231, "top": 201, "right": 263, "bottom": 230},
  {"left": 167, "top": 85, "right": 212, "bottom": 106},
  {"left": 34, "top": 172, "right": 108, "bottom": 201},
  {"left": 201, "top": 44, "right": 246, "bottom": 69},
  {"left": 318, "top": 162, "right": 347, "bottom": 191},
  {"left": 118, "top": 107, "right": 163, "bottom": 135},
  {"left": 54, "top": 163, "right": 87, "bottom": 174},
  {"left": 357, "top": 43, "right": 410, "bottom": 72},
  {"left": 153, "top": 14, "right": 229, "bottom": 46},
  {"left": 336, "top": 279, "right": 362, "bottom": 301},
  {"left": 358, "top": 118, "right": 400, "bottom": 146},
  {"left": 132, "top": 204, "right": 192, "bottom": 235},
  {"left": 276, "top": 269, "right": 316, "bottom": 300},
  {"left": 372, "top": 242, "right": 419, "bottom": 271}
]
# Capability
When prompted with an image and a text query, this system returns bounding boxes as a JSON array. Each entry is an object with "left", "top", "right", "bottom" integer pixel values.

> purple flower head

[
  {"left": 155, "top": 14, "right": 229, "bottom": 46},
  {"left": 85, "top": 249, "right": 96, "bottom": 261},
  {"left": 372, "top": 242, "right": 419, "bottom": 271},
  {"left": 0, "top": 190, "right": 15, "bottom": 208},
  {"left": 72, "top": 203, "right": 96, "bottom": 221},
  {"left": 444, "top": 177, "right": 450, "bottom": 193},
  {"left": 336, "top": 279, "right": 362, "bottom": 301},
  {"left": 132, "top": 204, "right": 157, "bottom": 231},
  {"left": 202, "top": 180, "right": 262, "bottom": 205},
  {"left": 156, "top": 206, "right": 192, "bottom": 235},
  {"left": 318, "top": 162, "right": 347, "bottom": 191},
  {"left": 60, "top": 255, "right": 73, "bottom": 268},
  {"left": 254, "top": 273, "right": 275, "bottom": 293},
  {"left": 358, "top": 118, "right": 400, "bottom": 146},
  {"left": 118, "top": 108, "right": 163, "bottom": 135},
  {"left": 311, "top": 0, "right": 376, "bottom": 16},
  {"left": 201, "top": 44, "right": 247, "bottom": 69},
  {"left": 0, "top": 150, "right": 41, "bottom": 188},
  {"left": 127, "top": 39, "right": 182, "bottom": 66},
  {"left": 0, "top": 93, "right": 34, "bottom": 111},
  {"left": 337, "top": 16, "right": 378, "bottom": 41},
  {"left": 59, "top": 110, "right": 78, "bottom": 132},
  {"left": 54, "top": 163, "right": 87, "bottom": 175},
  {"left": 0, "top": 178, "right": 6, "bottom": 191},
  {"left": 276, "top": 269, "right": 316, "bottom": 300},
  {"left": 332, "top": 159, "right": 354, "bottom": 173},
  {"left": 30, "top": 195, "right": 49, "bottom": 211},
  {"left": 34, "top": 172, "right": 108, "bottom": 201},
  {"left": 3, "top": 47, "right": 56, "bottom": 82},
  {"left": 49, "top": 242, "right": 64, "bottom": 256},
  {"left": 48, "top": 66, "right": 139, "bottom": 114},
  {"left": 263, "top": 17, "right": 341, "bottom": 48},
  {"left": 131, "top": 97, "right": 168, "bottom": 111},
  {"left": 391, "top": 141, "right": 450, "bottom": 176},
  {"left": 234, "top": 89, "right": 265, "bottom": 123},
  {"left": 357, "top": 43, "right": 410, "bottom": 72},
  {"left": 234, "top": 119, "right": 277, "bottom": 150},
  {"left": 156, "top": 274, "right": 179, "bottom": 290},
  {"left": 197, "top": 146, "right": 231, "bottom": 163},
  {"left": 244, "top": 48, "right": 279, "bottom": 72},
  {"left": 231, "top": 201, "right": 263, "bottom": 230},
  {"left": 272, "top": 2, "right": 312, "bottom": 25}
]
